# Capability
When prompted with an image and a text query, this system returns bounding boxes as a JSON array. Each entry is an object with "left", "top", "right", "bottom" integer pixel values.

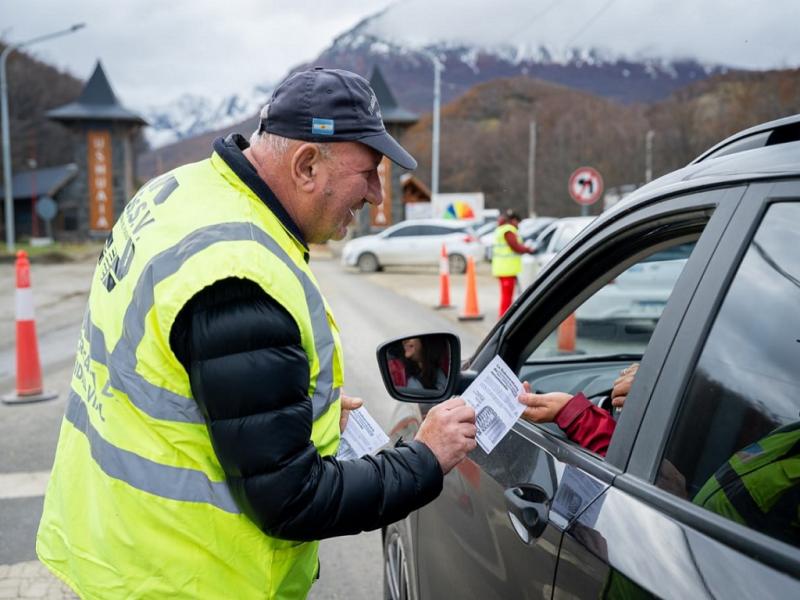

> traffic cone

[
  {"left": 435, "top": 243, "right": 452, "bottom": 309},
  {"left": 458, "top": 256, "right": 484, "bottom": 321},
  {"left": 2, "top": 251, "right": 58, "bottom": 405},
  {"left": 557, "top": 313, "right": 577, "bottom": 354}
]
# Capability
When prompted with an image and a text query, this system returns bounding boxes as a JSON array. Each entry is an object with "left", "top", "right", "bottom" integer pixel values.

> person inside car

[
  {"left": 389, "top": 337, "right": 449, "bottom": 392},
  {"left": 517, "top": 364, "right": 638, "bottom": 456}
]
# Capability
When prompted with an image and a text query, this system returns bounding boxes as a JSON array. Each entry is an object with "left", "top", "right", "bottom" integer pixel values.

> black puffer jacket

[{"left": 170, "top": 276, "right": 443, "bottom": 541}]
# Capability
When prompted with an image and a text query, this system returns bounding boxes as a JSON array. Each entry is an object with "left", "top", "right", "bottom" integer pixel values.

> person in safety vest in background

[
  {"left": 37, "top": 68, "right": 477, "bottom": 600},
  {"left": 492, "top": 209, "right": 533, "bottom": 317}
]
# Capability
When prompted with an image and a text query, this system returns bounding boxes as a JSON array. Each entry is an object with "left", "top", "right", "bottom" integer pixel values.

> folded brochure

[
  {"left": 337, "top": 406, "right": 390, "bottom": 460},
  {"left": 461, "top": 355, "right": 525, "bottom": 454}
]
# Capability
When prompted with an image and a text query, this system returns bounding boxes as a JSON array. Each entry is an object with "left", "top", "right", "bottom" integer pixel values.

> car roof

[
  {"left": 605, "top": 138, "right": 800, "bottom": 221},
  {"left": 691, "top": 113, "right": 800, "bottom": 164}
]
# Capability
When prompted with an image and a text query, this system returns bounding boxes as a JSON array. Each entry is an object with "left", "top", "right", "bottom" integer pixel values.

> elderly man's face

[{"left": 311, "top": 142, "right": 383, "bottom": 243}]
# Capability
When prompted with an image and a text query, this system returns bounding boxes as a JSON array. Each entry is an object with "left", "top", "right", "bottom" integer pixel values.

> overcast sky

[
  {"left": 1, "top": 0, "right": 394, "bottom": 110},
  {"left": 2, "top": 0, "right": 798, "bottom": 113}
]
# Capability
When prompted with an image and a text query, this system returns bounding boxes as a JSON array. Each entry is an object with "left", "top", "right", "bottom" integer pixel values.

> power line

[
  {"left": 504, "top": 0, "right": 564, "bottom": 42},
  {"left": 564, "top": 0, "right": 616, "bottom": 48}
]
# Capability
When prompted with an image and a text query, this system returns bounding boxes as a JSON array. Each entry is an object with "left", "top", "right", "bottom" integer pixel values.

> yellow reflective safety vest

[
  {"left": 37, "top": 150, "right": 344, "bottom": 599},
  {"left": 491, "top": 223, "right": 523, "bottom": 277},
  {"left": 693, "top": 423, "right": 800, "bottom": 544}
]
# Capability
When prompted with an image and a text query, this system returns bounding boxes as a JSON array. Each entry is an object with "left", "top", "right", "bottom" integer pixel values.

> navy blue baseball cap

[{"left": 259, "top": 67, "right": 417, "bottom": 170}]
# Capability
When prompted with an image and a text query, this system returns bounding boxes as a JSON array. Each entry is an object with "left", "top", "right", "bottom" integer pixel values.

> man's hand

[
  {"left": 339, "top": 394, "right": 364, "bottom": 433},
  {"left": 415, "top": 397, "right": 477, "bottom": 475},
  {"left": 518, "top": 381, "right": 571, "bottom": 423},
  {"left": 611, "top": 363, "right": 639, "bottom": 409}
]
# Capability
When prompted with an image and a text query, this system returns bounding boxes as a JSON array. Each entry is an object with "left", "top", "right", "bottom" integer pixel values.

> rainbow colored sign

[{"left": 443, "top": 201, "right": 475, "bottom": 220}]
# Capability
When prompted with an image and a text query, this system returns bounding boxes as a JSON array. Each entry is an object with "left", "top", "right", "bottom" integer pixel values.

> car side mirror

[
  {"left": 377, "top": 333, "right": 460, "bottom": 402},
  {"left": 526, "top": 241, "right": 539, "bottom": 254}
]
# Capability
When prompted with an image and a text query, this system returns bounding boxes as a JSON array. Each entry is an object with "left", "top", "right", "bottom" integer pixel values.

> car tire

[
  {"left": 383, "top": 524, "right": 413, "bottom": 600},
  {"left": 357, "top": 252, "right": 380, "bottom": 273},
  {"left": 448, "top": 253, "right": 467, "bottom": 274}
]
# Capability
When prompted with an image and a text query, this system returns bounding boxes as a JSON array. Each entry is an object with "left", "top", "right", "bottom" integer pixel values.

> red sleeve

[
  {"left": 388, "top": 358, "right": 407, "bottom": 387},
  {"left": 504, "top": 230, "right": 530, "bottom": 254},
  {"left": 554, "top": 393, "right": 616, "bottom": 457}
]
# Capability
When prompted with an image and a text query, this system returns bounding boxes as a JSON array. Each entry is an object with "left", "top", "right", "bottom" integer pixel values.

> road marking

[{"left": 0, "top": 470, "right": 50, "bottom": 500}]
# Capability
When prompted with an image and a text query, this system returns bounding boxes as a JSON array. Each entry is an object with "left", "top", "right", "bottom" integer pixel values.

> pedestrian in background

[
  {"left": 492, "top": 209, "right": 533, "bottom": 316},
  {"left": 37, "top": 67, "right": 477, "bottom": 599}
]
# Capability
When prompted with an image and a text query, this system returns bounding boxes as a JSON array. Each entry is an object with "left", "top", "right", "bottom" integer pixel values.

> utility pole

[
  {"left": 431, "top": 55, "right": 442, "bottom": 196},
  {"left": 2, "top": 23, "right": 85, "bottom": 252},
  {"left": 527, "top": 120, "right": 537, "bottom": 217},
  {"left": 645, "top": 129, "right": 655, "bottom": 183}
]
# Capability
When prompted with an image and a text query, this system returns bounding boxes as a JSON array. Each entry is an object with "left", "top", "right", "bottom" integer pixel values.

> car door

[
  {"left": 414, "top": 186, "right": 743, "bottom": 599},
  {"left": 552, "top": 182, "right": 800, "bottom": 599},
  {"left": 381, "top": 224, "right": 421, "bottom": 265},
  {"left": 416, "top": 224, "right": 456, "bottom": 266}
]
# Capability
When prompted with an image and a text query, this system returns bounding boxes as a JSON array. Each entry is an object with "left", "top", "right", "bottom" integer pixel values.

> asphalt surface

[{"left": 0, "top": 252, "right": 498, "bottom": 598}]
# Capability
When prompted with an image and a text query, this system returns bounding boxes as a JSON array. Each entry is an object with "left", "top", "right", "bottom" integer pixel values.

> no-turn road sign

[{"left": 568, "top": 167, "right": 604, "bottom": 206}]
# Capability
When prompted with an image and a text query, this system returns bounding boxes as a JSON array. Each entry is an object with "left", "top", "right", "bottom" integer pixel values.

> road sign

[
  {"left": 568, "top": 167, "right": 603, "bottom": 206},
  {"left": 35, "top": 196, "right": 58, "bottom": 221}
]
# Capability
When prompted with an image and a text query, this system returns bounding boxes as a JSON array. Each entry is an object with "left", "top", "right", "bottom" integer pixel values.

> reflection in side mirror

[{"left": 376, "top": 333, "right": 460, "bottom": 403}]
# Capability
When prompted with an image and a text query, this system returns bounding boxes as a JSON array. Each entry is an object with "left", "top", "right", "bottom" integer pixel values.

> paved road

[{"left": 0, "top": 253, "right": 497, "bottom": 598}]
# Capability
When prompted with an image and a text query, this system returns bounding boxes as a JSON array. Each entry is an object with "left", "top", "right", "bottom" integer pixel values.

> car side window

[
  {"left": 386, "top": 225, "right": 420, "bottom": 237},
  {"left": 658, "top": 202, "right": 800, "bottom": 548},
  {"left": 553, "top": 223, "right": 583, "bottom": 252},
  {"left": 516, "top": 234, "right": 703, "bottom": 448},
  {"left": 526, "top": 241, "right": 696, "bottom": 361},
  {"left": 424, "top": 225, "right": 461, "bottom": 235},
  {"left": 537, "top": 228, "right": 555, "bottom": 252}
]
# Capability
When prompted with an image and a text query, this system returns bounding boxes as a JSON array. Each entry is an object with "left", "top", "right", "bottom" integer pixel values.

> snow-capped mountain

[
  {"left": 143, "top": 86, "right": 271, "bottom": 148},
  {"left": 142, "top": 0, "right": 751, "bottom": 151}
]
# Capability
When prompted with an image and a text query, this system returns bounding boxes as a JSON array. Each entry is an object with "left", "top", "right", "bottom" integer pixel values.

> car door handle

[{"left": 504, "top": 485, "right": 550, "bottom": 543}]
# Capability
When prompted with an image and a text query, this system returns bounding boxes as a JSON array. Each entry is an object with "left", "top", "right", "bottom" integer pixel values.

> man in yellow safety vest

[{"left": 37, "top": 67, "right": 477, "bottom": 599}]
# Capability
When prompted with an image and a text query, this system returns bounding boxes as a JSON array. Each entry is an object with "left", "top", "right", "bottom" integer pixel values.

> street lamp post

[
  {"left": 431, "top": 55, "right": 441, "bottom": 196},
  {"left": 2, "top": 23, "right": 85, "bottom": 252}
]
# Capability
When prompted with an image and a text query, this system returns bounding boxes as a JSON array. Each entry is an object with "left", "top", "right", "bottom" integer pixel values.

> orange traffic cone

[
  {"left": 458, "top": 256, "right": 484, "bottom": 321},
  {"left": 2, "top": 251, "right": 58, "bottom": 405},
  {"left": 557, "top": 313, "right": 577, "bottom": 354},
  {"left": 435, "top": 243, "right": 452, "bottom": 309}
]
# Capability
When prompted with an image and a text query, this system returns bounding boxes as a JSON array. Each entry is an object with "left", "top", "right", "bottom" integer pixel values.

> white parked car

[
  {"left": 518, "top": 216, "right": 594, "bottom": 287},
  {"left": 341, "top": 219, "right": 483, "bottom": 273}
]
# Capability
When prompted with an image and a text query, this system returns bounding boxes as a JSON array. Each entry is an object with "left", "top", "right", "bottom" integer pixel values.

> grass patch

[{"left": 0, "top": 241, "right": 103, "bottom": 263}]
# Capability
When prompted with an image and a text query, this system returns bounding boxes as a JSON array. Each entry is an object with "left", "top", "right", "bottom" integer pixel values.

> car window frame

[
  {"left": 628, "top": 182, "right": 799, "bottom": 480},
  {"left": 468, "top": 186, "right": 743, "bottom": 472},
  {"left": 619, "top": 180, "right": 800, "bottom": 580}
]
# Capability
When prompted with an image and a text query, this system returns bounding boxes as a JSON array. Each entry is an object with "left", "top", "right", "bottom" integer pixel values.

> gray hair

[{"left": 251, "top": 107, "right": 332, "bottom": 160}]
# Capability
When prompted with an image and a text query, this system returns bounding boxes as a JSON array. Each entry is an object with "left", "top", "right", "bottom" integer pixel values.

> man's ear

[{"left": 291, "top": 143, "right": 325, "bottom": 192}]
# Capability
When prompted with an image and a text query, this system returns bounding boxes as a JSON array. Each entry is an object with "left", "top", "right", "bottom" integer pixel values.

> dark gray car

[{"left": 377, "top": 115, "right": 800, "bottom": 599}]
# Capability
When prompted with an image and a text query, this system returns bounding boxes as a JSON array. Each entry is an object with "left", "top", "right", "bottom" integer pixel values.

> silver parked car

[
  {"left": 518, "top": 216, "right": 594, "bottom": 286},
  {"left": 341, "top": 218, "right": 484, "bottom": 273}
]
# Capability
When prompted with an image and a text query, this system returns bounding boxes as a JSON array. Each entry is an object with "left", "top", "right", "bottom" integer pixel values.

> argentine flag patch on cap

[{"left": 312, "top": 118, "right": 334, "bottom": 135}]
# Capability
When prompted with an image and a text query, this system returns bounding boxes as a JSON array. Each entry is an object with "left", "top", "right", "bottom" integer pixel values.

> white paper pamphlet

[
  {"left": 337, "top": 406, "right": 390, "bottom": 460},
  {"left": 462, "top": 355, "right": 525, "bottom": 454}
]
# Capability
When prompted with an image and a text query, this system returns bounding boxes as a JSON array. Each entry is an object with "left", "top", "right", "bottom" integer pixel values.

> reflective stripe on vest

[
  {"left": 492, "top": 224, "right": 522, "bottom": 277},
  {"left": 86, "top": 221, "right": 339, "bottom": 425},
  {"left": 64, "top": 389, "right": 240, "bottom": 513},
  {"left": 693, "top": 424, "right": 800, "bottom": 542}
]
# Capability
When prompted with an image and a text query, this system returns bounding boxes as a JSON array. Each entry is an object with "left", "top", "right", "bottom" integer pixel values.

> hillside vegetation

[
  {"left": 0, "top": 41, "right": 83, "bottom": 181},
  {"left": 402, "top": 68, "right": 800, "bottom": 217}
]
